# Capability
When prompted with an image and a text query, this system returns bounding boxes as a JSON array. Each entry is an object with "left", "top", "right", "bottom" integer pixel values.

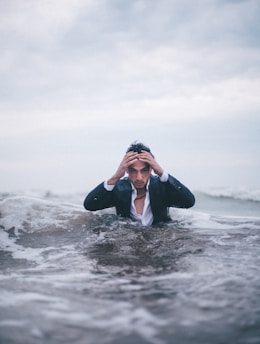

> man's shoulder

[
  {"left": 114, "top": 177, "right": 132, "bottom": 191},
  {"left": 117, "top": 176, "right": 130, "bottom": 183},
  {"left": 149, "top": 174, "right": 163, "bottom": 183}
]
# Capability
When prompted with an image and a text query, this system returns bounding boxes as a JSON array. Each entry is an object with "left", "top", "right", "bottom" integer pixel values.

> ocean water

[{"left": 0, "top": 188, "right": 260, "bottom": 344}]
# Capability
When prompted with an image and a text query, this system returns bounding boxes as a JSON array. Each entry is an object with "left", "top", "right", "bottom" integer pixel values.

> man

[{"left": 83, "top": 141, "right": 195, "bottom": 226}]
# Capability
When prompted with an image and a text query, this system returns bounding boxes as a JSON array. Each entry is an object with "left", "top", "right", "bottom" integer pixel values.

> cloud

[
  {"left": 0, "top": 0, "right": 91, "bottom": 41},
  {"left": 1, "top": 1, "right": 259, "bottom": 111},
  {"left": 0, "top": 0, "right": 260, "bottom": 191}
]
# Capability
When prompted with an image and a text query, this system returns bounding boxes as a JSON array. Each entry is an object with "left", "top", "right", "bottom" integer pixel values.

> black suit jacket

[{"left": 83, "top": 174, "right": 195, "bottom": 225}]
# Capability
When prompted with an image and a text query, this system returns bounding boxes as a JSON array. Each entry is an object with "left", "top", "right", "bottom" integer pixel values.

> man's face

[{"left": 127, "top": 160, "right": 151, "bottom": 190}]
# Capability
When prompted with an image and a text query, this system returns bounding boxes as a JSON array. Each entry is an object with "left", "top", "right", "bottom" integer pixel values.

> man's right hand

[{"left": 107, "top": 151, "right": 139, "bottom": 185}]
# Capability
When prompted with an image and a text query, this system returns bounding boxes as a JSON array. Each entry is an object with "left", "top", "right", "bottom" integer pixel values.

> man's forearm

[
  {"left": 83, "top": 183, "right": 114, "bottom": 210},
  {"left": 107, "top": 175, "right": 121, "bottom": 185},
  {"left": 167, "top": 174, "right": 195, "bottom": 208}
]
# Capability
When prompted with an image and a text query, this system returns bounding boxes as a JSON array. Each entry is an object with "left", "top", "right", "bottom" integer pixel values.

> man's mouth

[{"left": 135, "top": 181, "right": 144, "bottom": 188}]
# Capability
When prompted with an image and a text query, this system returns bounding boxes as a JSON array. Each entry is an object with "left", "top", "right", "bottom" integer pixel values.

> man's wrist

[
  {"left": 104, "top": 180, "right": 115, "bottom": 191},
  {"left": 107, "top": 176, "right": 120, "bottom": 185},
  {"left": 159, "top": 170, "right": 169, "bottom": 182},
  {"left": 156, "top": 169, "right": 164, "bottom": 177}
]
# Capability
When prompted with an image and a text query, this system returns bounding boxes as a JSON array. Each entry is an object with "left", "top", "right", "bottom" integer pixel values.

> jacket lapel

[{"left": 148, "top": 176, "right": 158, "bottom": 217}]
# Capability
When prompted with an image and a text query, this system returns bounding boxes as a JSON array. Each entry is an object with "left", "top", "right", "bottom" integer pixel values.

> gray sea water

[{"left": 0, "top": 188, "right": 260, "bottom": 344}]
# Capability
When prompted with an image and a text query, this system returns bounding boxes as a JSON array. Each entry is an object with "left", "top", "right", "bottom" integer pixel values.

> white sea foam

[
  {"left": 0, "top": 290, "right": 68, "bottom": 307},
  {"left": 0, "top": 195, "right": 85, "bottom": 233},
  {"left": 1, "top": 195, "right": 259, "bottom": 243},
  {"left": 0, "top": 229, "right": 46, "bottom": 262},
  {"left": 0, "top": 320, "right": 28, "bottom": 327},
  {"left": 0, "top": 190, "right": 260, "bottom": 344},
  {"left": 199, "top": 186, "right": 260, "bottom": 202}
]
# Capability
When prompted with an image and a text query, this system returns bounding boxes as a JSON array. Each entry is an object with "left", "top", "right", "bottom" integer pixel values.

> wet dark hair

[{"left": 126, "top": 141, "right": 154, "bottom": 158}]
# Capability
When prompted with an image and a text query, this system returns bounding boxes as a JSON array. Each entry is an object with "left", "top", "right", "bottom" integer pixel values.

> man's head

[
  {"left": 126, "top": 141, "right": 153, "bottom": 190},
  {"left": 126, "top": 141, "right": 154, "bottom": 157},
  {"left": 127, "top": 160, "right": 151, "bottom": 190}
]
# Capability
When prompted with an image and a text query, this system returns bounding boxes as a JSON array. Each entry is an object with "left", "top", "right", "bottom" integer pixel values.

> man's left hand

[{"left": 138, "top": 150, "right": 164, "bottom": 177}]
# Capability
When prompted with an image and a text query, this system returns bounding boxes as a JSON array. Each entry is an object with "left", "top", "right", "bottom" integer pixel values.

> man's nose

[{"left": 136, "top": 171, "right": 142, "bottom": 179}]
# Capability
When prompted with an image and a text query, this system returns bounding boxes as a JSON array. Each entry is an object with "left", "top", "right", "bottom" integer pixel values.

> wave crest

[
  {"left": 198, "top": 187, "right": 260, "bottom": 202},
  {"left": 0, "top": 196, "right": 89, "bottom": 233}
]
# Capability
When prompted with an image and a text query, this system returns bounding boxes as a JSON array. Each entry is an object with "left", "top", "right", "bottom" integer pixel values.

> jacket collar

[{"left": 130, "top": 177, "right": 151, "bottom": 192}]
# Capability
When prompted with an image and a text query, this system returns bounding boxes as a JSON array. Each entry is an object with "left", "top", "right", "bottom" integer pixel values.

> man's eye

[{"left": 142, "top": 168, "right": 149, "bottom": 173}]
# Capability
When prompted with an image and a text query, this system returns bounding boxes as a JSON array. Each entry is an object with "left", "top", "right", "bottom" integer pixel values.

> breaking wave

[
  {"left": 0, "top": 192, "right": 260, "bottom": 344},
  {"left": 198, "top": 186, "right": 260, "bottom": 202}
]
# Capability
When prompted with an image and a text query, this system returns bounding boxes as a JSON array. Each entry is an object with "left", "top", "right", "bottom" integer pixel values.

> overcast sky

[{"left": 0, "top": 0, "right": 260, "bottom": 193}]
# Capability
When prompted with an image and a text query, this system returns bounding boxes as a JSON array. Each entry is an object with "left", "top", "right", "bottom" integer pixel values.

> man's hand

[
  {"left": 138, "top": 150, "right": 164, "bottom": 177},
  {"left": 107, "top": 151, "right": 139, "bottom": 185}
]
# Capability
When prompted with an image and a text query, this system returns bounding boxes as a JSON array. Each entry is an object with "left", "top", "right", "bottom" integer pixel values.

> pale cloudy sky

[{"left": 0, "top": 0, "right": 260, "bottom": 193}]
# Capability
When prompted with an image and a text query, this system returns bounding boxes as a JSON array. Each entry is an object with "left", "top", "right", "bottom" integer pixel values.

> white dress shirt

[{"left": 104, "top": 171, "right": 169, "bottom": 226}]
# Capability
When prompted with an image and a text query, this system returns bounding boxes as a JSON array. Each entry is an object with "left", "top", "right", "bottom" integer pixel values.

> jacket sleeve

[
  {"left": 165, "top": 174, "right": 195, "bottom": 208},
  {"left": 83, "top": 182, "right": 115, "bottom": 211}
]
